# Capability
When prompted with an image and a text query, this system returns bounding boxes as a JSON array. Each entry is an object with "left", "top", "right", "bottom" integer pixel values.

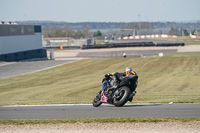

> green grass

[
  {"left": 0, "top": 62, "right": 7, "bottom": 65},
  {"left": 96, "top": 40, "right": 105, "bottom": 44},
  {"left": 156, "top": 36, "right": 200, "bottom": 45},
  {"left": 0, "top": 53, "right": 200, "bottom": 105},
  {"left": 1, "top": 117, "right": 200, "bottom": 125}
]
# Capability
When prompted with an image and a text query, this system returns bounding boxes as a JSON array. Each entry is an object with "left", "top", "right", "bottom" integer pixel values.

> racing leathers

[
  {"left": 102, "top": 70, "right": 138, "bottom": 94},
  {"left": 111, "top": 70, "right": 138, "bottom": 88}
]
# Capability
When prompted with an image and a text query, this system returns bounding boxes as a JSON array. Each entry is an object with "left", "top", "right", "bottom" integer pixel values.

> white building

[{"left": 0, "top": 24, "right": 47, "bottom": 61}]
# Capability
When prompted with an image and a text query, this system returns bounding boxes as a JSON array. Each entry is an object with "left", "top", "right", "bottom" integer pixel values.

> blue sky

[{"left": 0, "top": 0, "right": 200, "bottom": 22}]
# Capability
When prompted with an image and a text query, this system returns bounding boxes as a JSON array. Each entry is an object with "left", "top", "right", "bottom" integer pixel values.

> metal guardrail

[
  {"left": 81, "top": 42, "right": 184, "bottom": 49},
  {"left": 43, "top": 42, "right": 185, "bottom": 50},
  {"left": 44, "top": 45, "right": 80, "bottom": 49}
]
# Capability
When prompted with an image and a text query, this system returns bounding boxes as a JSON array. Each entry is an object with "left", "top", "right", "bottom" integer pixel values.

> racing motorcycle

[{"left": 92, "top": 74, "right": 138, "bottom": 107}]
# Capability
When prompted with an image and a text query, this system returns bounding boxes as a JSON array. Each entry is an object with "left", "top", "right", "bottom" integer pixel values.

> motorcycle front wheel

[
  {"left": 113, "top": 86, "right": 130, "bottom": 107},
  {"left": 92, "top": 91, "right": 102, "bottom": 107}
]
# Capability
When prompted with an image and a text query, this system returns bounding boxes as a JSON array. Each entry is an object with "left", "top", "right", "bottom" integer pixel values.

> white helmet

[{"left": 126, "top": 67, "right": 132, "bottom": 72}]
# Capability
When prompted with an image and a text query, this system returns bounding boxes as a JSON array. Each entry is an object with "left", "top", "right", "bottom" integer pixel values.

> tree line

[
  {"left": 16, "top": 21, "right": 200, "bottom": 38},
  {"left": 43, "top": 26, "right": 94, "bottom": 39}
]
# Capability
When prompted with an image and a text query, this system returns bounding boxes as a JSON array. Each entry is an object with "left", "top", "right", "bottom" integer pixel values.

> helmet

[
  {"left": 125, "top": 67, "right": 132, "bottom": 72},
  {"left": 125, "top": 67, "right": 132, "bottom": 76}
]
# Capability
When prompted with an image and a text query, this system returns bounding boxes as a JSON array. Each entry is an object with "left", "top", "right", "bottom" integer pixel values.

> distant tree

[
  {"left": 81, "top": 26, "right": 91, "bottom": 38},
  {"left": 169, "top": 28, "right": 175, "bottom": 35},
  {"left": 168, "top": 28, "right": 190, "bottom": 36},
  {"left": 52, "top": 27, "right": 66, "bottom": 37},
  {"left": 42, "top": 26, "right": 92, "bottom": 38},
  {"left": 93, "top": 30, "right": 102, "bottom": 37},
  {"left": 64, "top": 26, "right": 76, "bottom": 37},
  {"left": 183, "top": 29, "right": 189, "bottom": 36},
  {"left": 75, "top": 26, "right": 86, "bottom": 38},
  {"left": 43, "top": 27, "right": 53, "bottom": 37},
  {"left": 125, "top": 22, "right": 153, "bottom": 30},
  {"left": 192, "top": 30, "right": 200, "bottom": 36},
  {"left": 73, "top": 26, "right": 92, "bottom": 39},
  {"left": 197, "top": 30, "right": 200, "bottom": 36}
]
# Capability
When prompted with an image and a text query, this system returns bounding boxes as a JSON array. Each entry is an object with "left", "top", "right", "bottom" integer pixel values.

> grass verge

[
  {"left": 156, "top": 36, "right": 200, "bottom": 45},
  {"left": 0, "top": 117, "right": 200, "bottom": 125},
  {"left": 0, "top": 52, "right": 200, "bottom": 105},
  {"left": 0, "top": 62, "right": 7, "bottom": 65}
]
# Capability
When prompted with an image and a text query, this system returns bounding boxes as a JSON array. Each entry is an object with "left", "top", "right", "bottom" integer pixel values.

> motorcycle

[{"left": 93, "top": 74, "right": 138, "bottom": 107}]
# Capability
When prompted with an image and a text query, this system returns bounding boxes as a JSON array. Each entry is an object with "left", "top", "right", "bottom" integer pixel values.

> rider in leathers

[{"left": 102, "top": 67, "right": 138, "bottom": 95}]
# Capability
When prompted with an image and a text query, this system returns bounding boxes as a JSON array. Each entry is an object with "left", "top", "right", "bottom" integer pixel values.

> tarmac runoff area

[
  {"left": 0, "top": 60, "right": 76, "bottom": 79},
  {"left": 50, "top": 45, "right": 200, "bottom": 60}
]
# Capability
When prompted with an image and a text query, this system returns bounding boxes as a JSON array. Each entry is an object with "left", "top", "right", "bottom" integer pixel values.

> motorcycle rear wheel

[
  {"left": 113, "top": 86, "right": 130, "bottom": 107},
  {"left": 92, "top": 92, "right": 102, "bottom": 107}
]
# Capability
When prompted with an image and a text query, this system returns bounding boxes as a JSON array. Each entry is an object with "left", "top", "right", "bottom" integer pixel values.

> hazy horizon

[
  {"left": 1, "top": 0, "right": 200, "bottom": 22},
  {"left": 14, "top": 20, "right": 200, "bottom": 23}
]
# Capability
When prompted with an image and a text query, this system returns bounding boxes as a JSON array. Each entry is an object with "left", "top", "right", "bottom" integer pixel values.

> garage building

[{"left": 0, "top": 24, "right": 47, "bottom": 61}]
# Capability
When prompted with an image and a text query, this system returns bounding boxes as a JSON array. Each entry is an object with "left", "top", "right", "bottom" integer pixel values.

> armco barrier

[
  {"left": 119, "top": 34, "right": 177, "bottom": 40},
  {"left": 45, "top": 45, "right": 80, "bottom": 49},
  {"left": 44, "top": 42, "right": 184, "bottom": 50},
  {"left": 81, "top": 42, "right": 184, "bottom": 49},
  {"left": 0, "top": 49, "right": 47, "bottom": 62}
]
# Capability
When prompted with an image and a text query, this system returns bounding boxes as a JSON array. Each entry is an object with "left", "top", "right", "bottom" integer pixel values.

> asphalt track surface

[
  {"left": 0, "top": 104, "right": 199, "bottom": 120},
  {"left": 77, "top": 49, "right": 177, "bottom": 58},
  {"left": 0, "top": 60, "right": 74, "bottom": 79}
]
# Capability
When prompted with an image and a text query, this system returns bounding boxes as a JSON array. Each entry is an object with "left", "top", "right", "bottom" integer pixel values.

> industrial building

[{"left": 0, "top": 23, "right": 47, "bottom": 61}]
